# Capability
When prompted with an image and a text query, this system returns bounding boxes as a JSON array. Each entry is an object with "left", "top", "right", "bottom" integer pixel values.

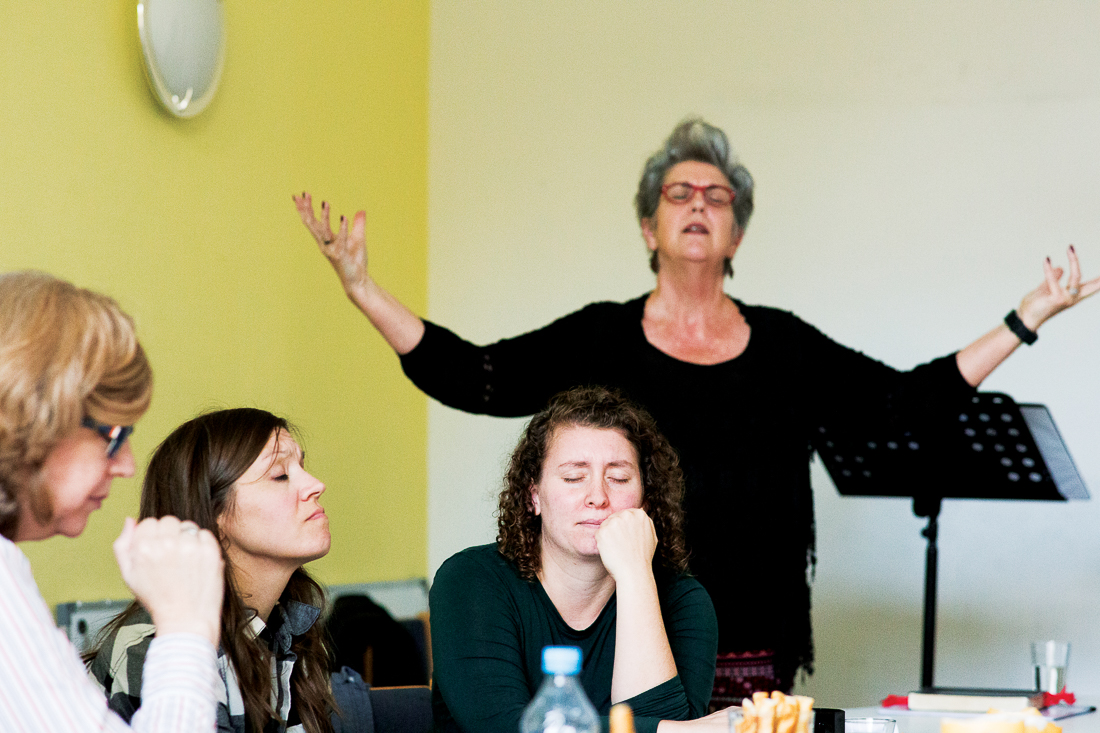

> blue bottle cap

[{"left": 542, "top": 646, "right": 582, "bottom": 675}]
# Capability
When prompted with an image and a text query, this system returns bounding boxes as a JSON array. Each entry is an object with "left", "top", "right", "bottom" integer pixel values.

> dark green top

[{"left": 430, "top": 544, "right": 718, "bottom": 733}]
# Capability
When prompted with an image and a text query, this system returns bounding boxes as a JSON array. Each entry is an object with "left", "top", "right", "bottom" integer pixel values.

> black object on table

[
  {"left": 815, "top": 392, "right": 1089, "bottom": 690},
  {"left": 815, "top": 707, "right": 845, "bottom": 733}
]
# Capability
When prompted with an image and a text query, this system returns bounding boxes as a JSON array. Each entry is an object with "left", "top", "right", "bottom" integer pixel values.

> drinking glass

[
  {"left": 728, "top": 707, "right": 742, "bottom": 732},
  {"left": 845, "top": 718, "right": 896, "bottom": 733},
  {"left": 1031, "top": 640, "right": 1070, "bottom": 694}
]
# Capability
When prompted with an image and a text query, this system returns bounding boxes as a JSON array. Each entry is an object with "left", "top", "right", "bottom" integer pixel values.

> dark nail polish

[
  {"left": 1070, "top": 245, "right": 1076, "bottom": 252},
  {"left": 322, "top": 201, "right": 326, "bottom": 208},
  {"left": 341, "top": 215, "right": 345, "bottom": 223},
  {"left": 1047, "top": 257, "right": 1052, "bottom": 264}
]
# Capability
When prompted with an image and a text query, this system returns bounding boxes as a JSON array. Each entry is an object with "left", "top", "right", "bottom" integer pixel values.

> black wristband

[{"left": 1004, "top": 309, "right": 1038, "bottom": 345}]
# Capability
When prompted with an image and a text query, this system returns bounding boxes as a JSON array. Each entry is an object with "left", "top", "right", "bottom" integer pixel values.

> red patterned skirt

[{"left": 709, "top": 649, "right": 794, "bottom": 711}]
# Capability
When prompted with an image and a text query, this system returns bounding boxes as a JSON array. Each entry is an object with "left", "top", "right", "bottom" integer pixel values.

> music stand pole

[{"left": 914, "top": 495, "right": 942, "bottom": 689}]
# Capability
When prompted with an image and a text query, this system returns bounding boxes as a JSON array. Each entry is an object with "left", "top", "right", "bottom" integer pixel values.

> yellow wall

[{"left": 0, "top": 1, "right": 429, "bottom": 608}]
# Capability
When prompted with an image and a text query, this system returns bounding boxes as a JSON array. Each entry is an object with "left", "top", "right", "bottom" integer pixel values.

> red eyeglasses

[{"left": 661, "top": 182, "right": 736, "bottom": 207}]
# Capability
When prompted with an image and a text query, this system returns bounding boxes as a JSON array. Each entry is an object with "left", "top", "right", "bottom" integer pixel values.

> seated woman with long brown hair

[{"left": 89, "top": 408, "right": 336, "bottom": 733}]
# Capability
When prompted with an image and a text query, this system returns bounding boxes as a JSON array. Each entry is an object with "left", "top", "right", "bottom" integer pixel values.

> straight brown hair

[{"left": 91, "top": 408, "right": 335, "bottom": 733}]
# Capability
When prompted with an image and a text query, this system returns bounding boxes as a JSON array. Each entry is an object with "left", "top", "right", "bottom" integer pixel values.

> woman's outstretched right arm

[{"left": 294, "top": 193, "right": 425, "bottom": 354}]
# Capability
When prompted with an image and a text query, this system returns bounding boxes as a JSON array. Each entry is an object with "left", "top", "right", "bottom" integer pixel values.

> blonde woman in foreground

[{"left": 0, "top": 271, "right": 224, "bottom": 732}]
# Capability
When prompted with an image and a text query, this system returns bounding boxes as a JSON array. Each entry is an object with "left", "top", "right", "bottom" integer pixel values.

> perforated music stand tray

[{"left": 813, "top": 392, "right": 1088, "bottom": 689}]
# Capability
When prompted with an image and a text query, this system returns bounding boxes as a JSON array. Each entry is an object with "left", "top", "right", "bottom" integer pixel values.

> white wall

[{"left": 427, "top": 1, "right": 1100, "bottom": 707}]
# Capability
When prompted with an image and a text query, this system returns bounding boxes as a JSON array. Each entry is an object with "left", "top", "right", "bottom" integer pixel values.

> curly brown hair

[{"left": 496, "top": 386, "right": 689, "bottom": 580}]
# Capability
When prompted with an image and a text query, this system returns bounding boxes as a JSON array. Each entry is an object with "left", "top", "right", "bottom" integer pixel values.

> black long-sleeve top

[{"left": 402, "top": 294, "right": 975, "bottom": 680}]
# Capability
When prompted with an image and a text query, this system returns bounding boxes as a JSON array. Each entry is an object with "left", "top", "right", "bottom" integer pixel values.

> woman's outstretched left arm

[{"left": 956, "top": 246, "right": 1099, "bottom": 386}]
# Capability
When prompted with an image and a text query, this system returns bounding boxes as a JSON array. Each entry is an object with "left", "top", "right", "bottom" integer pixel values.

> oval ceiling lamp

[{"left": 137, "top": 0, "right": 225, "bottom": 118}]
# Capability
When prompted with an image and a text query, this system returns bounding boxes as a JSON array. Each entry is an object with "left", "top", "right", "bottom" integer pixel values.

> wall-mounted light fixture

[{"left": 137, "top": 0, "right": 225, "bottom": 118}]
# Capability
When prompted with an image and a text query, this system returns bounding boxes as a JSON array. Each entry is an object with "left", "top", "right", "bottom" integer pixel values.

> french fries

[{"left": 735, "top": 691, "right": 814, "bottom": 733}]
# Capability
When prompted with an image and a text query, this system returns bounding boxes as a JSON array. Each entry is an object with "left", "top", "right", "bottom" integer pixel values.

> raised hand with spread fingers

[
  {"left": 293, "top": 192, "right": 425, "bottom": 353},
  {"left": 957, "top": 246, "right": 1099, "bottom": 386},
  {"left": 1019, "top": 246, "right": 1100, "bottom": 327}
]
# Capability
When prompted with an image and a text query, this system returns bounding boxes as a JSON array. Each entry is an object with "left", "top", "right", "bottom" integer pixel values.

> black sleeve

[
  {"left": 761, "top": 308, "right": 976, "bottom": 433},
  {"left": 765, "top": 308, "right": 977, "bottom": 494},
  {"left": 399, "top": 302, "right": 622, "bottom": 417}
]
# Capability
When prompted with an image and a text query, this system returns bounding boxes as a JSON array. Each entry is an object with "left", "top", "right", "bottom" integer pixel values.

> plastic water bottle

[{"left": 520, "top": 646, "right": 599, "bottom": 733}]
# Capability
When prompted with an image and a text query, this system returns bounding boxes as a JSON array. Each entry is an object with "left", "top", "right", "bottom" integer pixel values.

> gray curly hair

[{"left": 635, "top": 118, "right": 754, "bottom": 276}]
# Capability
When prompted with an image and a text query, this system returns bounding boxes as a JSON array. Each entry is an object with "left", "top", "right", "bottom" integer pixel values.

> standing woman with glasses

[
  {"left": 0, "top": 270, "right": 224, "bottom": 732},
  {"left": 293, "top": 118, "right": 1099, "bottom": 695}
]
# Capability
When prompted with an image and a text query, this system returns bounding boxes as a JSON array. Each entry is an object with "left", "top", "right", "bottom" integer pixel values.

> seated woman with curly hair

[{"left": 430, "top": 386, "right": 728, "bottom": 733}]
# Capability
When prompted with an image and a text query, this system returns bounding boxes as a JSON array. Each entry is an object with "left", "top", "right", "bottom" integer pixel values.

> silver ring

[
  {"left": 323, "top": 238, "right": 333, "bottom": 245},
  {"left": 1069, "top": 286, "right": 1080, "bottom": 297},
  {"left": 181, "top": 525, "right": 199, "bottom": 536}
]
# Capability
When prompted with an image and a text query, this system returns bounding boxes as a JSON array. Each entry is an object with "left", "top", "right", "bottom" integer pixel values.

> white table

[{"left": 844, "top": 704, "right": 1100, "bottom": 733}]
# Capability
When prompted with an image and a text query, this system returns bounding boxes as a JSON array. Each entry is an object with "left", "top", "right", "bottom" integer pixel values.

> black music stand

[{"left": 814, "top": 392, "right": 1089, "bottom": 689}]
